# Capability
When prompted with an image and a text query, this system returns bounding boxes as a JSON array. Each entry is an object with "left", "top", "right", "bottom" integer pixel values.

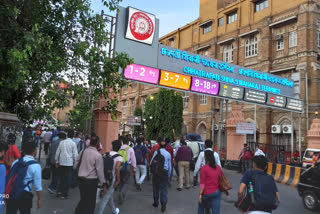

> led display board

[
  {"left": 190, "top": 77, "right": 219, "bottom": 96},
  {"left": 124, "top": 64, "right": 159, "bottom": 84},
  {"left": 159, "top": 70, "right": 191, "bottom": 90},
  {"left": 244, "top": 89, "right": 267, "bottom": 104},
  {"left": 286, "top": 98, "right": 304, "bottom": 112},
  {"left": 266, "top": 94, "right": 287, "bottom": 108},
  {"left": 219, "top": 84, "right": 244, "bottom": 100}
]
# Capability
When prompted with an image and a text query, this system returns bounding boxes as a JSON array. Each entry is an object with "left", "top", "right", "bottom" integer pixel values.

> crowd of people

[{"left": 0, "top": 125, "right": 281, "bottom": 214}]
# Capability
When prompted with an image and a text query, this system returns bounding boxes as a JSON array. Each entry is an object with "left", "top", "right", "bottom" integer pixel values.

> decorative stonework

[
  {"left": 307, "top": 119, "right": 320, "bottom": 149},
  {"left": 226, "top": 105, "right": 246, "bottom": 127}
]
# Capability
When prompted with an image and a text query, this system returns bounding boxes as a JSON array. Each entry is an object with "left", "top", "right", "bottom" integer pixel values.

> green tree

[
  {"left": 144, "top": 89, "right": 183, "bottom": 140},
  {"left": 133, "top": 106, "right": 143, "bottom": 137},
  {"left": 0, "top": 0, "right": 132, "bottom": 123}
]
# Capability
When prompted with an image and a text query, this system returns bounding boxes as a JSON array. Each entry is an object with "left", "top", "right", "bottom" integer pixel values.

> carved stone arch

[
  {"left": 196, "top": 121, "right": 207, "bottom": 141},
  {"left": 276, "top": 116, "right": 291, "bottom": 125}
]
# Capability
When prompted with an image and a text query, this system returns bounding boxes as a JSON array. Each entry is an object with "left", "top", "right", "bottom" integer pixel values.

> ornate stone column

[
  {"left": 225, "top": 105, "right": 246, "bottom": 166},
  {"left": 307, "top": 118, "right": 320, "bottom": 149},
  {"left": 94, "top": 94, "right": 121, "bottom": 153}
]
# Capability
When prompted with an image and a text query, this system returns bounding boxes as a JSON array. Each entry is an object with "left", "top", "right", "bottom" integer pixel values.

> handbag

[
  {"left": 235, "top": 194, "right": 252, "bottom": 213},
  {"left": 71, "top": 149, "right": 86, "bottom": 188},
  {"left": 42, "top": 166, "right": 51, "bottom": 180},
  {"left": 219, "top": 172, "right": 232, "bottom": 193}
]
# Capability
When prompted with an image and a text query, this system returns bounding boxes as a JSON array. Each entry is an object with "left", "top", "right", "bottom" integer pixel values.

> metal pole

[
  {"left": 291, "top": 112, "right": 294, "bottom": 161},
  {"left": 217, "top": 99, "right": 224, "bottom": 154},
  {"left": 211, "top": 98, "right": 216, "bottom": 145},
  {"left": 306, "top": 71, "right": 309, "bottom": 132},
  {"left": 224, "top": 100, "right": 228, "bottom": 150},
  {"left": 299, "top": 114, "right": 302, "bottom": 163},
  {"left": 254, "top": 105, "right": 257, "bottom": 145}
]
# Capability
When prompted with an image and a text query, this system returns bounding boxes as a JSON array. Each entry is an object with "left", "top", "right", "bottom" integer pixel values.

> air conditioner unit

[
  {"left": 274, "top": 35, "right": 283, "bottom": 40},
  {"left": 282, "top": 125, "right": 292, "bottom": 134},
  {"left": 271, "top": 125, "right": 281, "bottom": 134},
  {"left": 214, "top": 124, "right": 219, "bottom": 131}
]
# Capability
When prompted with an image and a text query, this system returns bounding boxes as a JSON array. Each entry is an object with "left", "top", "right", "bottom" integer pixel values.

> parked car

[
  {"left": 302, "top": 148, "right": 320, "bottom": 168},
  {"left": 297, "top": 163, "right": 320, "bottom": 211}
]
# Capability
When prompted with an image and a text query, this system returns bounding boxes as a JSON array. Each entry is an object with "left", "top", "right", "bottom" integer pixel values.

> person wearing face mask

[{"left": 0, "top": 141, "right": 8, "bottom": 214}]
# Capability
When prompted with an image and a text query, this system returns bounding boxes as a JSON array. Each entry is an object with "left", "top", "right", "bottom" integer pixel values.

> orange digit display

[{"left": 159, "top": 70, "right": 191, "bottom": 90}]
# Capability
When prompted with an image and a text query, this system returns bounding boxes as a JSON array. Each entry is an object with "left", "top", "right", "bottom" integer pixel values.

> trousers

[{"left": 74, "top": 178, "right": 98, "bottom": 214}]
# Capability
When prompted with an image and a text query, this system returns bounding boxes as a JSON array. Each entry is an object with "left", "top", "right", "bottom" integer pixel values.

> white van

[{"left": 302, "top": 148, "right": 320, "bottom": 168}]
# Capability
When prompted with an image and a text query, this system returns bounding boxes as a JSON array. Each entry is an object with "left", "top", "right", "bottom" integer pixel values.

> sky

[{"left": 91, "top": 0, "right": 199, "bottom": 37}]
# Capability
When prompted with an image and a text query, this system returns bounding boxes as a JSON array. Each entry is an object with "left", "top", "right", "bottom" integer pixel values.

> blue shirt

[
  {"left": 0, "top": 163, "right": 5, "bottom": 213},
  {"left": 151, "top": 148, "right": 172, "bottom": 178},
  {"left": 11, "top": 156, "right": 42, "bottom": 192}
]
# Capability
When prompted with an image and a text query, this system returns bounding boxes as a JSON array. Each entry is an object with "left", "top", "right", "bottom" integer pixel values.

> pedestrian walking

[
  {"left": 96, "top": 140, "right": 123, "bottom": 214},
  {"left": 43, "top": 129, "right": 52, "bottom": 155},
  {"left": 237, "top": 156, "right": 280, "bottom": 214},
  {"left": 243, "top": 147, "right": 253, "bottom": 172},
  {"left": 55, "top": 129, "right": 78, "bottom": 199},
  {"left": 198, "top": 150, "right": 223, "bottom": 214},
  {"left": 74, "top": 135, "right": 106, "bottom": 214},
  {"left": 0, "top": 142, "right": 8, "bottom": 214},
  {"left": 194, "top": 139, "right": 221, "bottom": 186},
  {"left": 175, "top": 139, "right": 193, "bottom": 191},
  {"left": 187, "top": 136, "right": 201, "bottom": 170},
  {"left": 134, "top": 137, "right": 148, "bottom": 191},
  {"left": 118, "top": 136, "right": 137, "bottom": 204},
  {"left": 4, "top": 133, "right": 21, "bottom": 175},
  {"left": 5, "top": 137, "right": 42, "bottom": 214},
  {"left": 145, "top": 139, "right": 152, "bottom": 181},
  {"left": 151, "top": 138, "right": 172, "bottom": 212},
  {"left": 47, "top": 132, "right": 64, "bottom": 194},
  {"left": 238, "top": 144, "right": 247, "bottom": 173},
  {"left": 72, "top": 132, "right": 81, "bottom": 147}
]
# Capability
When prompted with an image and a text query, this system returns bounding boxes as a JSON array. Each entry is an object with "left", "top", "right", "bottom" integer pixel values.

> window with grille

[
  {"left": 200, "top": 95, "right": 207, "bottom": 105},
  {"left": 289, "top": 31, "right": 297, "bottom": 48},
  {"left": 202, "top": 23, "right": 212, "bottom": 34},
  {"left": 276, "top": 39, "right": 284, "bottom": 51},
  {"left": 122, "top": 100, "right": 127, "bottom": 115},
  {"left": 183, "top": 92, "right": 189, "bottom": 108},
  {"left": 255, "top": 0, "right": 268, "bottom": 12},
  {"left": 227, "top": 12, "right": 237, "bottom": 24},
  {"left": 245, "top": 36, "right": 258, "bottom": 58},
  {"left": 291, "top": 72, "right": 300, "bottom": 98},
  {"left": 223, "top": 44, "right": 234, "bottom": 63},
  {"left": 218, "top": 17, "right": 224, "bottom": 27}
]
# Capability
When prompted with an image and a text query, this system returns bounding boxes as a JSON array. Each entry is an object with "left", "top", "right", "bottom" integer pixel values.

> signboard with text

[
  {"left": 236, "top": 123, "right": 256, "bottom": 135},
  {"left": 114, "top": 6, "right": 304, "bottom": 113},
  {"left": 127, "top": 116, "right": 141, "bottom": 126}
]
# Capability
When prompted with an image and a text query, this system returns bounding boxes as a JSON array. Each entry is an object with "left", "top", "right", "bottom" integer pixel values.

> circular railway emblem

[{"left": 129, "top": 12, "right": 154, "bottom": 41}]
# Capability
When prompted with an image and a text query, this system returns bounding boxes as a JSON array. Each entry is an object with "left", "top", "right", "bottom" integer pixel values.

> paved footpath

[{"left": 2, "top": 167, "right": 314, "bottom": 214}]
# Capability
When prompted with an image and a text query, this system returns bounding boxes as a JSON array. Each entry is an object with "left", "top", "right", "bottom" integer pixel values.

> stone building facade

[{"left": 119, "top": 0, "right": 320, "bottom": 153}]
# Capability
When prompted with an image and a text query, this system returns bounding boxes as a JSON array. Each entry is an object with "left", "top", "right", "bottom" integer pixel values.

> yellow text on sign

[{"left": 159, "top": 70, "right": 191, "bottom": 90}]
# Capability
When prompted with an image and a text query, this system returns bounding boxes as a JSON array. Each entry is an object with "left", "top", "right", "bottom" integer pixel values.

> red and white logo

[
  {"left": 270, "top": 96, "right": 275, "bottom": 103},
  {"left": 126, "top": 8, "right": 156, "bottom": 45},
  {"left": 129, "top": 12, "right": 154, "bottom": 41}
]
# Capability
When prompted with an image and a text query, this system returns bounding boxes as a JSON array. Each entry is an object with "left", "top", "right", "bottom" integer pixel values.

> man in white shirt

[
  {"left": 55, "top": 130, "right": 78, "bottom": 199},
  {"left": 193, "top": 139, "right": 221, "bottom": 186}
]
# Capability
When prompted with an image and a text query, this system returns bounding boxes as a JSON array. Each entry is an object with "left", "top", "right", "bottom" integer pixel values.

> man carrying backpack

[
  {"left": 237, "top": 156, "right": 280, "bottom": 214},
  {"left": 96, "top": 140, "right": 122, "bottom": 214},
  {"left": 150, "top": 138, "right": 172, "bottom": 212},
  {"left": 118, "top": 136, "right": 136, "bottom": 204},
  {"left": 74, "top": 135, "right": 106, "bottom": 214},
  {"left": 5, "top": 137, "right": 42, "bottom": 214},
  {"left": 134, "top": 137, "right": 148, "bottom": 191}
]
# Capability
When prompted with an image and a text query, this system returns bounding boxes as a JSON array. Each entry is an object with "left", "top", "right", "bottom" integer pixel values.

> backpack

[
  {"left": 150, "top": 150, "right": 167, "bottom": 179},
  {"left": 243, "top": 150, "right": 252, "bottom": 160},
  {"left": 5, "top": 158, "right": 37, "bottom": 200},
  {"left": 77, "top": 140, "right": 87, "bottom": 153},
  {"left": 134, "top": 146, "right": 145, "bottom": 165},
  {"left": 251, "top": 171, "right": 278, "bottom": 210},
  {"left": 118, "top": 146, "right": 130, "bottom": 171},
  {"left": 103, "top": 153, "right": 121, "bottom": 187}
]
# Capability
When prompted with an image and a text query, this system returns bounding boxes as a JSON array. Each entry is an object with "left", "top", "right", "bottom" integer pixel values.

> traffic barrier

[{"left": 267, "top": 163, "right": 305, "bottom": 187}]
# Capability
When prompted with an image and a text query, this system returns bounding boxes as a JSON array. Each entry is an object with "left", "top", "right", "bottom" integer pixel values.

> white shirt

[
  {"left": 55, "top": 138, "right": 78, "bottom": 166},
  {"left": 109, "top": 151, "right": 123, "bottom": 177},
  {"left": 193, "top": 148, "right": 221, "bottom": 176},
  {"left": 255, "top": 149, "right": 265, "bottom": 157}
]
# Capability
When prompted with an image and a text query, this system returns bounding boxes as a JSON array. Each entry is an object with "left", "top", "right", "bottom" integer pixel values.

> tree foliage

[
  {"left": 144, "top": 89, "right": 183, "bottom": 140},
  {"left": 0, "top": 0, "right": 132, "bottom": 123}
]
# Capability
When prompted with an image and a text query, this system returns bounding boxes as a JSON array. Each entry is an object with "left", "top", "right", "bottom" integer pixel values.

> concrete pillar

[
  {"left": 94, "top": 95, "right": 122, "bottom": 153},
  {"left": 307, "top": 118, "right": 320, "bottom": 149},
  {"left": 225, "top": 104, "right": 246, "bottom": 163}
]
